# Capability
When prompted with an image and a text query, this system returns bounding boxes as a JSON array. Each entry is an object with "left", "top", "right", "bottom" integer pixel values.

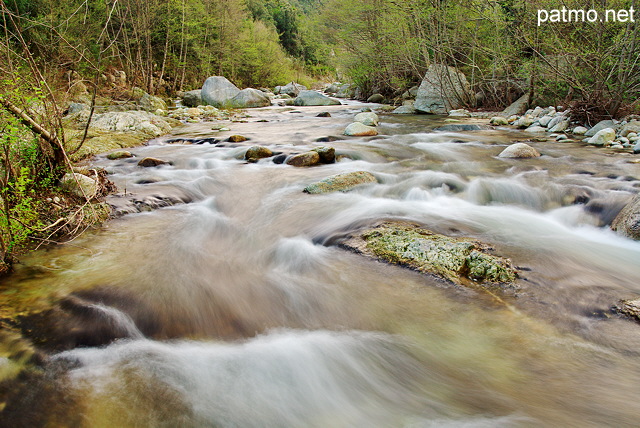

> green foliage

[{"left": 2, "top": 167, "right": 43, "bottom": 252}]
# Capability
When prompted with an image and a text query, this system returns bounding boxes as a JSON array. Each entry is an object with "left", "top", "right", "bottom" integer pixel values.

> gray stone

[
  {"left": 344, "top": 122, "right": 379, "bottom": 136},
  {"left": 490, "top": 116, "right": 509, "bottom": 126},
  {"left": 549, "top": 120, "right": 569, "bottom": 133},
  {"left": 354, "top": 112, "right": 379, "bottom": 126},
  {"left": 294, "top": 90, "right": 341, "bottom": 106},
  {"left": 587, "top": 128, "right": 616, "bottom": 146},
  {"left": 515, "top": 115, "right": 535, "bottom": 128},
  {"left": 392, "top": 105, "right": 417, "bottom": 114},
  {"left": 524, "top": 126, "right": 547, "bottom": 133},
  {"left": 278, "top": 82, "right": 307, "bottom": 97},
  {"left": 182, "top": 90, "right": 202, "bottom": 107},
  {"left": 228, "top": 88, "right": 271, "bottom": 108},
  {"left": 434, "top": 124, "right": 486, "bottom": 132},
  {"left": 367, "top": 93, "right": 384, "bottom": 103},
  {"left": 498, "top": 143, "right": 541, "bottom": 158},
  {"left": 501, "top": 94, "right": 529, "bottom": 118},
  {"left": 620, "top": 120, "right": 640, "bottom": 137},
  {"left": 572, "top": 126, "right": 588, "bottom": 135},
  {"left": 67, "top": 102, "right": 89, "bottom": 115},
  {"left": 107, "top": 150, "right": 133, "bottom": 160},
  {"left": 138, "top": 93, "right": 167, "bottom": 112},
  {"left": 449, "top": 109, "right": 471, "bottom": 117},
  {"left": 415, "top": 64, "right": 471, "bottom": 114},
  {"left": 89, "top": 111, "right": 173, "bottom": 136},
  {"left": 60, "top": 173, "right": 98, "bottom": 199},
  {"left": 201, "top": 76, "right": 241, "bottom": 108},
  {"left": 311, "top": 146, "right": 336, "bottom": 164},
  {"left": 538, "top": 115, "right": 553, "bottom": 127},
  {"left": 303, "top": 171, "right": 377, "bottom": 194},
  {"left": 612, "top": 193, "right": 640, "bottom": 239},
  {"left": 286, "top": 151, "right": 320, "bottom": 167},
  {"left": 634, "top": 142, "right": 640, "bottom": 154},
  {"left": 585, "top": 120, "right": 616, "bottom": 137},
  {"left": 324, "top": 83, "right": 340, "bottom": 94},
  {"left": 335, "top": 84, "right": 355, "bottom": 98},
  {"left": 546, "top": 116, "right": 565, "bottom": 130}
]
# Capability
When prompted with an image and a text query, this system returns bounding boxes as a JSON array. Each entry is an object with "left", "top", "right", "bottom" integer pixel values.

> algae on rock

[{"left": 342, "top": 221, "right": 517, "bottom": 288}]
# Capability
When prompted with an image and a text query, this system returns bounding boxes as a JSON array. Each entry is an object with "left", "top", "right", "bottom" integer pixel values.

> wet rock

[
  {"left": 611, "top": 193, "right": 640, "bottom": 239},
  {"left": 498, "top": 143, "right": 541, "bottom": 158},
  {"left": 228, "top": 88, "right": 271, "bottom": 108},
  {"left": 621, "top": 120, "right": 640, "bottom": 137},
  {"left": 634, "top": 142, "right": 640, "bottom": 154},
  {"left": 344, "top": 122, "right": 378, "bottom": 136},
  {"left": 60, "top": 173, "right": 98, "bottom": 199},
  {"left": 201, "top": 76, "right": 241, "bottom": 108},
  {"left": 182, "top": 90, "right": 202, "bottom": 107},
  {"left": 138, "top": 157, "right": 169, "bottom": 167},
  {"left": 294, "top": 90, "right": 341, "bottom": 106},
  {"left": 312, "top": 146, "right": 336, "bottom": 164},
  {"left": 572, "top": 126, "right": 588, "bottom": 135},
  {"left": 354, "top": 112, "right": 379, "bottom": 126},
  {"left": 303, "top": 171, "right": 377, "bottom": 194},
  {"left": 614, "top": 299, "right": 640, "bottom": 322},
  {"left": 514, "top": 115, "right": 535, "bottom": 128},
  {"left": 415, "top": 64, "right": 471, "bottom": 114},
  {"left": 227, "top": 135, "right": 248, "bottom": 142},
  {"left": 501, "top": 94, "right": 529, "bottom": 118},
  {"left": 490, "top": 116, "right": 509, "bottom": 126},
  {"left": 392, "top": 105, "right": 417, "bottom": 114},
  {"left": 107, "top": 150, "right": 133, "bottom": 160},
  {"left": 316, "top": 136, "right": 342, "bottom": 143},
  {"left": 367, "top": 93, "right": 384, "bottom": 103},
  {"left": 245, "top": 145, "right": 273, "bottom": 162},
  {"left": 340, "top": 221, "right": 517, "bottom": 287},
  {"left": 585, "top": 120, "right": 616, "bottom": 137},
  {"left": 286, "top": 151, "right": 320, "bottom": 167},
  {"left": 316, "top": 112, "right": 331, "bottom": 117},
  {"left": 272, "top": 154, "right": 288, "bottom": 164},
  {"left": 587, "top": 128, "right": 616, "bottom": 146}
]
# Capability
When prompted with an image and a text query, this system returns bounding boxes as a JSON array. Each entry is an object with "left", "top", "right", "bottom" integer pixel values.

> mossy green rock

[
  {"left": 107, "top": 150, "right": 133, "bottom": 160},
  {"left": 245, "top": 145, "right": 273, "bottom": 162},
  {"left": 343, "top": 221, "right": 517, "bottom": 288},
  {"left": 304, "top": 171, "right": 377, "bottom": 194}
]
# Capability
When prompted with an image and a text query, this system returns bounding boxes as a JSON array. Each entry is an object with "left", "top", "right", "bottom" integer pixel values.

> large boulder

[
  {"left": 498, "top": 143, "right": 541, "bottom": 158},
  {"left": 89, "top": 111, "right": 173, "bottom": 136},
  {"left": 294, "top": 90, "right": 341, "bottom": 106},
  {"left": 335, "top": 84, "right": 355, "bottom": 98},
  {"left": 392, "top": 105, "right": 417, "bottom": 114},
  {"left": 344, "top": 122, "right": 378, "bottom": 136},
  {"left": 278, "top": 82, "right": 307, "bottom": 97},
  {"left": 228, "top": 88, "right": 271, "bottom": 108},
  {"left": 354, "top": 112, "right": 379, "bottom": 126},
  {"left": 414, "top": 64, "right": 471, "bottom": 114},
  {"left": 303, "top": 171, "right": 377, "bottom": 194},
  {"left": 620, "top": 120, "right": 640, "bottom": 137},
  {"left": 611, "top": 193, "right": 640, "bottom": 240},
  {"left": 182, "top": 90, "right": 202, "bottom": 107},
  {"left": 501, "top": 94, "right": 529, "bottom": 118},
  {"left": 340, "top": 221, "right": 517, "bottom": 287},
  {"left": 587, "top": 128, "right": 616, "bottom": 146},
  {"left": 585, "top": 120, "right": 616, "bottom": 137},
  {"left": 367, "top": 93, "right": 384, "bottom": 103},
  {"left": 138, "top": 93, "right": 167, "bottom": 112},
  {"left": 60, "top": 173, "right": 97, "bottom": 199},
  {"left": 201, "top": 76, "right": 241, "bottom": 108}
]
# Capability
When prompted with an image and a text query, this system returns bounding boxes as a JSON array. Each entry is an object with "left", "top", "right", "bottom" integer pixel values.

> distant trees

[{"left": 317, "top": 0, "right": 640, "bottom": 118}]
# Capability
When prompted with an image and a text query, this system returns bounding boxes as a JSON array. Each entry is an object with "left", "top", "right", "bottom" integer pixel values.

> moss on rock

[
  {"left": 304, "top": 171, "right": 377, "bottom": 194},
  {"left": 343, "top": 221, "right": 517, "bottom": 288}
]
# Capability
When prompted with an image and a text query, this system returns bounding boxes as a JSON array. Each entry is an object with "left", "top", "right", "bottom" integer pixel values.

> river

[{"left": 1, "top": 101, "right": 640, "bottom": 427}]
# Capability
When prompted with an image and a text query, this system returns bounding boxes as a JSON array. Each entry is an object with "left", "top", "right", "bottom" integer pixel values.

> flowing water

[{"left": 2, "top": 102, "right": 640, "bottom": 427}]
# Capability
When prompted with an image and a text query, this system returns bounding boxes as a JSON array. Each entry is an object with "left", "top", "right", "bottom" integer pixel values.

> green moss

[{"left": 359, "top": 223, "right": 517, "bottom": 287}]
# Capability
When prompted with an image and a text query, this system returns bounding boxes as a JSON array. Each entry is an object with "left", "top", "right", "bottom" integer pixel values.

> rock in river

[
  {"left": 312, "top": 146, "right": 336, "bottom": 164},
  {"left": 614, "top": 298, "right": 640, "bottom": 322},
  {"left": 354, "top": 112, "right": 379, "bottom": 126},
  {"left": 286, "top": 151, "right": 320, "bottom": 167},
  {"left": 611, "top": 193, "right": 640, "bottom": 240},
  {"left": 245, "top": 145, "right": 273, "bottom": 162},
  {"left": 340, "top": 221, "right": 517, "bottom": 288},
  {"left": 303, "top": 171, "right": 377, "bottom": 194},
  {"left": 344, "top": 122, "right": 378, "bottom": 136},
  {"left": 498, "top": 143, "right": 541, "bottom": 158},
  {"left": 294, "top": 90, "right": 341, "bottom": 106},
  {"left": 138, "top": 157, "right": 169, "bottom": 167}
]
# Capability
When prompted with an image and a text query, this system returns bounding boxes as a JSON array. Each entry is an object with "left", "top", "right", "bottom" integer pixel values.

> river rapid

[{"left": 2, "top": 101, "right": 640, "bottom": 427}]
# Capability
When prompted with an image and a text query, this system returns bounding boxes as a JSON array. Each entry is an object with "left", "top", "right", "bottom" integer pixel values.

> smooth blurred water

[{"left": 2, "top": 103, "right": 640, "bottom": 427}]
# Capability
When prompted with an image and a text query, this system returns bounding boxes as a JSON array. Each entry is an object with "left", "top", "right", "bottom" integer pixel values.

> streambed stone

[
  {"left": 340, "top": 221, "right": 517, "bottom": 288},
  {"left": 286, "top": 151, "right": 320, "bottom": 167},
  {"left": 611, "top": 193, "right": 640, "bottom": 240},
  {"left": 303, "top": 171, "right": 377, "bottom": 194},
  {"left": 498, "top": 143, "right": 541, "bottom": 158},
  {"left": 344, "top": 122, "right": 378, "bottom": 136},
  {"left": 245, "top": 146, "right": 273, "bottom": 162}
]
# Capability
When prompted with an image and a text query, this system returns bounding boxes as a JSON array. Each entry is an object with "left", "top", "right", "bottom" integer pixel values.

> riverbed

[{"left": 2, "top": 102, "right": 640, "bottom": 427}]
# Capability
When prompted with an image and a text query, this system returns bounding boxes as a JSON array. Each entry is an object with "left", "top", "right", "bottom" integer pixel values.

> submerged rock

[
  {"left": 340, "top": 221, "right": 517, "bottom": 287},
  {"left": 286, "top": 151, "right": 320, "bottom": 167},
  {"left": 138, "top": 157, "right": 169, "bottom": 167},
  {"left": 303, "top": 171, "right": 377, "bottom": 194},
  {"left": 498, "top": 143, "right": 541, "bottom": 158},
  {"left": 227, "top": 135, "right": 248, "bottom": 142},
  {"left": 611, "top": 193, "right": 640, "bottom": 240}
]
